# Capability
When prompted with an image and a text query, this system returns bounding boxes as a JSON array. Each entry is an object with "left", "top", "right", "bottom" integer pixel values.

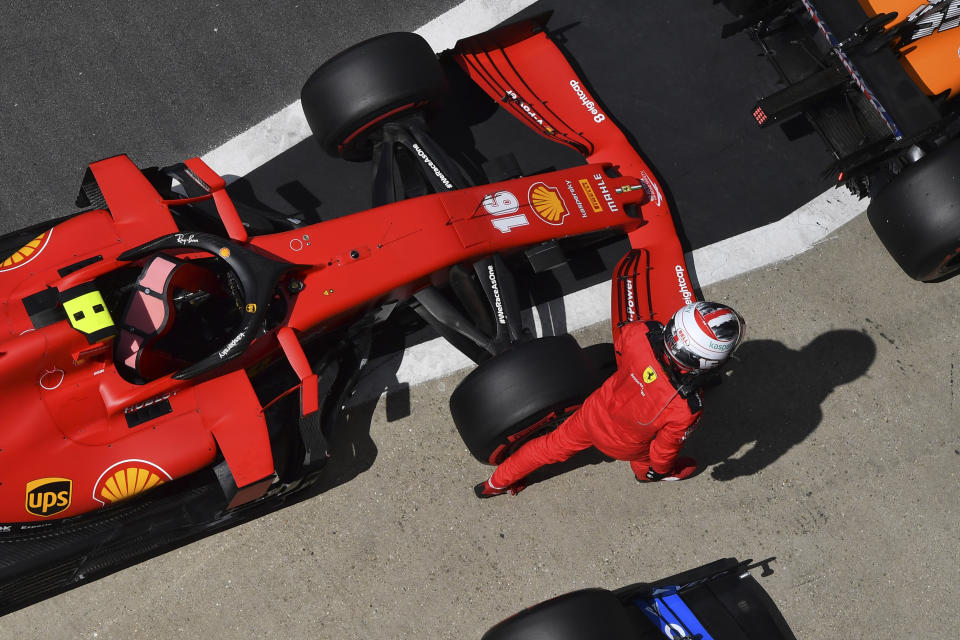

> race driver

[{"left": 475, "top": 301, "right": 745, "bottom": 497}]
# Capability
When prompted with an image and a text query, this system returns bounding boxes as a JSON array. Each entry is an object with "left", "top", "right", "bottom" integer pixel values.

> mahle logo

[{"left": 25, "top": 477, "right": 72, "bottom": 517}]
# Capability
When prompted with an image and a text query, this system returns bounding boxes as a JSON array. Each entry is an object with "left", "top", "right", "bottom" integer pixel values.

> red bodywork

[{"left": 0, "top": 21, "right": 694, "bottom": 523}]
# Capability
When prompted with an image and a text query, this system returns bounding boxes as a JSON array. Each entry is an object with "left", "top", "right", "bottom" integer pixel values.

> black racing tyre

[
  {"left": 867, "top": 139, "right": 960, "bottom": 282},
  {"left": 482, "top": 589, "right": 644, "bottom": 640},
  {"left": 300, "top": 32, "right": 445, "bottom": 161},
  {"left": 450, "top": 335, "right": 602, "bottom": 464}
]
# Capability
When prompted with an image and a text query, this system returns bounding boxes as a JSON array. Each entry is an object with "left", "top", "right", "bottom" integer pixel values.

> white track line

[
  {"left": 199, "top": 0, "right": 866, "bottom": 391},
  {"left": 200, "top": 0, "right": 540, "bottom": 180},
  {"left": 690, "top": 187, "right": 864, "bottom": 287}
]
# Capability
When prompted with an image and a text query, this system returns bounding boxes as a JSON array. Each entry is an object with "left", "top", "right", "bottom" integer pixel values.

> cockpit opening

[{"left": 114, "top": 254, "right": 244, "bottom": 383}]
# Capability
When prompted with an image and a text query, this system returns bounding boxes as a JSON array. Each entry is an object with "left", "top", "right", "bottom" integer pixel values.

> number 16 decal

[{"left": 483, "top": 191, "right": 529, "bottom": 233}]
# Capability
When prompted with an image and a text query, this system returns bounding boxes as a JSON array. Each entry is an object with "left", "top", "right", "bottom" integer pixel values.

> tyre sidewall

[
  {"left": 300, "top": 32, "right": 445, "bottom": 160},
  {"left": 867, "top": 139, "right": 960, "bottom": 281},
  {"left": 450, "top": 335, "right": 601, "bottom": 463},
  {"left": 482, "top": 589, "right": 638, "bottom": 640}
]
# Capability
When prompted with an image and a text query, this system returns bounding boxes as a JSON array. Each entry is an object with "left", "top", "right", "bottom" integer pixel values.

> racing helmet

[{"left": 663, "top": 301, "right": 745, "bottom": 372}]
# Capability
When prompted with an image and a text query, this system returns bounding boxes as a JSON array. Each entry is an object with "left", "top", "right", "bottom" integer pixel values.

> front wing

[{"left": 453, "top": 15, "right": 698, "bottom": 342}]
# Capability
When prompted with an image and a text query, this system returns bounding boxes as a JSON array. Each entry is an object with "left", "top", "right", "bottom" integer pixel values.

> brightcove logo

[
  {"left": 569, "top": 80, "right": 606, "bottom": 123},
  {"left": 675, "top": 265, "right": 693, "bottom": 304}
]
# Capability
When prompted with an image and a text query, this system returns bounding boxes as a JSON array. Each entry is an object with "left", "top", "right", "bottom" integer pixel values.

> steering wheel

[{"left": 118, "top": 232, "right": 296, "bottom": 379}]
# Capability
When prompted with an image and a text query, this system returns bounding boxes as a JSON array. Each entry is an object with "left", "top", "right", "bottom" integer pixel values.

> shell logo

[
  {"left": 0, "top": 231, "right": 51, "bottom": 272},
  {"left": 92, "top": 459, "right": 173, "bottom": 506},
  {"left": 527, "top": 182, "right": 568, "bottom": 225}
]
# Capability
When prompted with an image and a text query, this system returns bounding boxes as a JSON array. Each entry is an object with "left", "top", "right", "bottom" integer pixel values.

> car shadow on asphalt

[
  {"left": 519, "top": 329, "right": 877, "bottom": 488},
  {"left": 309, "top": 328, "right": 414, "bottom": 495}
]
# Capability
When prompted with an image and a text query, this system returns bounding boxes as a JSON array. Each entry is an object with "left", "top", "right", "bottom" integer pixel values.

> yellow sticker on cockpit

[{"left": 62, "top": 289, "right": 115, "bottom": 342}]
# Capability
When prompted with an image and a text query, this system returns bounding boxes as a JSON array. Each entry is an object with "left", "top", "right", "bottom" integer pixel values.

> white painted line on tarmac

[
  {"left": 201, "top": 103, "right": 311, "bottom": 181},
  {"left": 415, "top": 0, "right": 541, "bottom": 50},
  {"left": 200, "top": 0, "right": 539, "bottom": 179},
  {"left": 196, "top": 0, "right": 867, "bottom": 391},
  {"left": 690, "top": 187, "right": 864, "bottom": 288}
]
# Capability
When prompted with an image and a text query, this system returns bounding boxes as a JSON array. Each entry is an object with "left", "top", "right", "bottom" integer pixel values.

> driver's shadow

[{"left": 685, "top": 329, "right": 876, "bottom": 480}]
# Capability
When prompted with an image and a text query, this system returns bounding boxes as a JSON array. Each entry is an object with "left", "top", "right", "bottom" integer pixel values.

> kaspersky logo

[
  {"left": 528, "top": 182, "right": 569, "bottom": 225},
  {"left": 25, "top": 477, "right": 72, "bottom": 517}
]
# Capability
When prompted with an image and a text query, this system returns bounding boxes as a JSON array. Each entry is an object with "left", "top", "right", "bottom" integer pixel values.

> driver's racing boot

[
  {"left": 637, "top": 457, "right": 698, "bottom": 483},
  {"left": 474, "top": 478, "right": 525, "bottom": 498}
]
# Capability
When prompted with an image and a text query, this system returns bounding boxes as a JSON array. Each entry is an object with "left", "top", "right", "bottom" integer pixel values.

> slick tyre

[
  {"left": 482, "top": 589, "right": 637, "bottom": 640},
  {"left": 450, "top": 335, "right": 601, "bottom": 464},
  {"left": 301, "top": 32, "right": 445, "bottom": 161},
  {"left": 867, "top": 139, "right": 960, "bottom": 282}
]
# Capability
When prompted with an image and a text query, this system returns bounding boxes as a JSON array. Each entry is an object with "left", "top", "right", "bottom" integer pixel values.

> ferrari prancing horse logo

[{"left": 642, "top": 366, "right": 657, "bottom": 384}]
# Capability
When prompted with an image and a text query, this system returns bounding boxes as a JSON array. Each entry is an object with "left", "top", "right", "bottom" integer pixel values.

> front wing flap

[{"left": 453, "top": 16, "right": 698, "bottom": 339}]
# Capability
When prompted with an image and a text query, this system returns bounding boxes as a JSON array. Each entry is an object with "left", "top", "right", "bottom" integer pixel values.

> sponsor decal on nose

[{"left": 528, "top": 182, "right": 569, "bottom": 225}]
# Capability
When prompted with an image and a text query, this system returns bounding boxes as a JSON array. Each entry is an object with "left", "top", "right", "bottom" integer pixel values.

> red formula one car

[{"left": 0, "top": 16, "right": 694, "bottom": 612}]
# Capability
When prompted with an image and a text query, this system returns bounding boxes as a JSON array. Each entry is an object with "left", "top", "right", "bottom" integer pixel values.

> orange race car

[{"left": 723, "top": 0, "right": 960, "bottom": 281}]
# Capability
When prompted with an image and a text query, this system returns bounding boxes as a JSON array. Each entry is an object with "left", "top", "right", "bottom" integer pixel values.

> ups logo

[{"left": 25, "top": 477, "right": 72, "bottom": 517}]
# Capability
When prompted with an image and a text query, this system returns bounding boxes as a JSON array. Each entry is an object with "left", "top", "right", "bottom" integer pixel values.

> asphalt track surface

[{"left": 1, "top": 1, "right": 958, "bottom": 638}]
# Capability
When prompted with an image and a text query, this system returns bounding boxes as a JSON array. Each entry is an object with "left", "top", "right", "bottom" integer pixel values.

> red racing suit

[{"left": 489, "top": 321, "right": 702, "bottom": 488}]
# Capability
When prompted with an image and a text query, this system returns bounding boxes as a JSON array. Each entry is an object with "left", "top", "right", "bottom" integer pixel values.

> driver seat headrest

[{"left": 115, "top": 254, "right": 215, "bottom": 382}]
